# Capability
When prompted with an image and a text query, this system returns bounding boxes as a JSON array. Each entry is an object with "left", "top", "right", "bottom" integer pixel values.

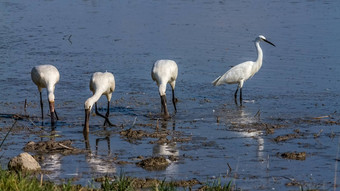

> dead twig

[
  {"left": 254, "top": 109, "right": 261, "bottom": 119},
  {"left": 0, "top": 120, "right": 17, "bottom": 149},
  {"left": 312, "top": 115, "right": 329, "bottom": 119},
  {"left": 313, "top": 129, "right": 323, "bottom": 138},
  {"left": 58, "top": 143, "right": 74, "bottom": 150},
  {"left": 227, "top": 162, "right": 232, "bottom": 172}
]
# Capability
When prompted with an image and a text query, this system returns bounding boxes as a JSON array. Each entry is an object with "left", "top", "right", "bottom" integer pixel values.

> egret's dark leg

[
  {"left": 103, "top": 101, "right": 110, "bottom": 126},
  {"left": 106, "top": 101, "right": 110, "bottom": 117},
  {"left": 172, "top": 89, "right": 177, "bottom": 113},
  {"left": 160, "top": 96, "right": 164, "bottom": 113},
  {"left": 54, "top": 109, "right": 59, "bottom": 120},
  {"left": 234, "top": 87, "right": 239, "bottom": 101},
  {"left": 240, "top": 87, "right": 243, "bottom": 105},
  {"left": 40, "top": 92, "right": 44, "bottom": 120},
  {"left": 95, "top": 103, "right": 105, "bottom": 118},
  {"left": 95, "top": 103, "right": 114, "bottom": 126}
]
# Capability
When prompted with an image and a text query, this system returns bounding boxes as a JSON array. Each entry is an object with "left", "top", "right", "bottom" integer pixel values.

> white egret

[
  {"left": 84, "top": 72, "right": 115, "bottom": 134},
  {"left": 151, "top": 60, "right": 178, "bottom": 118},
  {"left": 31, "top": 64, "right": 60, "bottom": 125},
  {"left": 212, "top": 35, "right": 275, "bottom": 104}
]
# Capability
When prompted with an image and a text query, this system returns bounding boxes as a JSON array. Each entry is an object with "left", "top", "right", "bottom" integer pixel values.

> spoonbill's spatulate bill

[
  {"left": 31, "top": 64, "right": 60, "bottom": 125},
  {"left": 151, "top": 60, "right": 178, "bottom": 118},
  {"left": 212, "top": 35, "right": 275, "bottom": 104},
  {"left": 84, "top": 72, "right": 115, "bottom": 134}
]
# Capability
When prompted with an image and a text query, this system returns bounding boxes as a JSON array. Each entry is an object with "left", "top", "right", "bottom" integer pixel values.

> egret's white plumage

[
  {"left": 84, "top": 72, "right": 115, "bottom": 134},
  {"left": 212, "top": 35, "right": 275, "bottom": 104},
  {"left": 31, "top": 64, "right": 60, "bottom": 125},
  {"left": 151, "top": 60, "right": 178, "bottom": 118}
]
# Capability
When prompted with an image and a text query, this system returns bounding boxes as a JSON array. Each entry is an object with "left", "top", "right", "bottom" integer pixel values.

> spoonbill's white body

[
  {"left": 31, "top": 64, "right": 60, "bottom": 125},
  {"left": 212, "top": 35, "right": 275, "bottom": 104},
  {"left": 151, "top": 60, "right": 178, "bottom": 118},
  {"left": 84, "top": 72, "right": 115, "bottom": 134}
]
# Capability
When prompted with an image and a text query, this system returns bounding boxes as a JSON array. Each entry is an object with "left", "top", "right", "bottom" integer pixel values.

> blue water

[{"left": 1, "top": 1, "right": 340, "bottom": 190}]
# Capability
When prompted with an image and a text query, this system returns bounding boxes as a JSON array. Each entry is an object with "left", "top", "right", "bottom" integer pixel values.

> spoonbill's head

[
  {"left": 84, "top": 99, "right": 94, "bottom": 110},
  {"left": 257, "top": 35, "right": 276, "bottom": 47}
]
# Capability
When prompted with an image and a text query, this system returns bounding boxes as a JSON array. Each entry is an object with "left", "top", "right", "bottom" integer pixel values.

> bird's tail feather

[{"left": 212, "top": 76, "right": 222, "bottom": 86}]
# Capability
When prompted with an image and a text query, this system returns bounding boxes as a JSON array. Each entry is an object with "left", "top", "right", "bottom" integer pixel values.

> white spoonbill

[
  {"left": 151, "top": 60, "right": 178, "bottom": 118},
  {"left": 31, "top": 64, "right": 60, "bottom": 125},
  {"left": 84, "top": 72, "right": 115, "bottom": 134},
  {"left": 212, "top": 35, "right": 275, "bottom": 104}
]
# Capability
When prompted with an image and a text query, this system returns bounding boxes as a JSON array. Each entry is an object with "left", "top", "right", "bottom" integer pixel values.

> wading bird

[
  {"left": 31, "top": 65, "right": 60, "bottom": 125},
  {"left": 212, "top": 35, "right": 275, "bottom": 104},
  {"left": 151, "top": 60, "right": 178, "bottom": 118},
  {"left": 84, "top": 72, "right": 115, "bottom": 134}
]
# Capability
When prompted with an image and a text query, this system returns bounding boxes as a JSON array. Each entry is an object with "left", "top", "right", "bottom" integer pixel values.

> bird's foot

[{"left": 103, "top": 117, "right": 116, "bottom": 127}]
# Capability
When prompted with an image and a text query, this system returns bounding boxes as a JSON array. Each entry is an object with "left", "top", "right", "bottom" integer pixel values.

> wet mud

[
  {"left": 24, "top": 140, "right": 84, "bottom": 155},
  {"left": 279, "top": 152, "right": 307, "bottom": 160},
  {"left": 136, "top": 156, "right": 170, "bottom": 171}
]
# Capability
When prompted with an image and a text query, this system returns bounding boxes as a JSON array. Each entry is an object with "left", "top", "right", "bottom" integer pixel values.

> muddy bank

[{"left": 279, "top": 152, "right": 307, "bottom": 160}]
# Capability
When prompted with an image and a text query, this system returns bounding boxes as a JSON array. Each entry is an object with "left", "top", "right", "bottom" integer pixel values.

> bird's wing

[{"left": 213, "top": 61, "right": 253, "bottom": 86}]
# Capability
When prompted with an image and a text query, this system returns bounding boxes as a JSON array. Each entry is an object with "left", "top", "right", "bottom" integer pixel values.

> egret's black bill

[{"left": 264, "top": 39, "right": 275, "bottom": 47}]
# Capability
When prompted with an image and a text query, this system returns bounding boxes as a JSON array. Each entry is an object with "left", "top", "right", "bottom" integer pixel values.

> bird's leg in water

[
  {"left": 103, "top": 101, "right": 110, "bottom": 126},
  {"left": 50, "top": 112, "right": 55, "bottom": 126},
  {"left": 54, "top": 109, "right": 59, "bottom": 120},
  {"left": 105, "top": 101, "right": 110, "bottom": 118},
  {"left": 95, "top": 103, "right": 114, "bottom": 126},
  {"left": 160, "top": 97, "right": 164, "bottom": 113},
  {"left": 40, "top": 92, "right": 44, "bottom": 120},
  {"left": 161, "top": 95, "right": 170, "bottom": 119},
  {"left": 95, "top": 102, "right": 106, "bottom": 118},
  {"left": 240, "top": 88, "right": 243, "bottom": 106},
  {"left": 172, "top": 89, "right": 177, "bottom": 113},
  {"left": 234, "top": 87, "right": 239, "bottom": 101}
]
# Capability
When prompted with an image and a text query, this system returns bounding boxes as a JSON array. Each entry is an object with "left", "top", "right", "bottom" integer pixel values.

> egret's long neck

[
  {"left": 85, "top": 92, "right": 102, "bottom": 109},
  {"left": 254, "top": 41, "right": 263, "bottom": 73},
  {"left": 47, "top": 85, "right": 55, "bottom": 102}
]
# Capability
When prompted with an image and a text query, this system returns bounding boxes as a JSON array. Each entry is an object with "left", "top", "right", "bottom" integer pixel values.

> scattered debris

[
  {"left": 24, "top": 140, "right": 84, "bottom": 155},
  {"left": 279, "top": 152, "right": 306, "bottom": 160},
  {"left": 136, "top": 156, "right": 170, "bottom": 171},
  {"left": 120, "top": 128, "right": 148, "bottom": 141},
  {"left": 274, "top": 133, "right": 300, "bottom": 142}
]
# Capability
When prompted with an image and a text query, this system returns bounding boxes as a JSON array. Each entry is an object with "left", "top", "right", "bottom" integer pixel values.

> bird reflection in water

[
  {"left": 83, "top": 129, "right": 116, "bottom": 174},
  {"left": 39, "top": 127, "right": 61, "bottom": 180},
  {"left": 215, "top": 106, "right": 265, "bottom": 160},
  {"left": 153, "top": 119, "right": 179, "bottom": 175}
]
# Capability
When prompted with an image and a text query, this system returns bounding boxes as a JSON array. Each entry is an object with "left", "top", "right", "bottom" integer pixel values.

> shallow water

[{"left": 1, "top": 0, "right": 340, "bottom": 190}]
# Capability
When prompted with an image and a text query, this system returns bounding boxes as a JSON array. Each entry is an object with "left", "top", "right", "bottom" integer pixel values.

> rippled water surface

[{"left": 1, "top": 0, "right": 340, "bottom": 190}]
